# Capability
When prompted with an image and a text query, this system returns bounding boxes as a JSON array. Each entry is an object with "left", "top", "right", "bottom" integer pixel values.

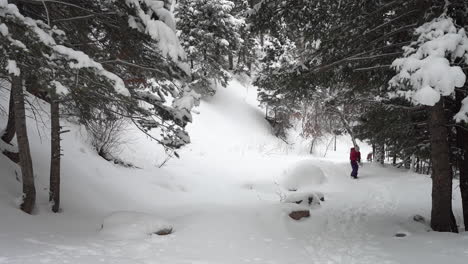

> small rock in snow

[
  {"left": 413, "top": 214, "right": 426, "bottom": 223},
  {"left": 100, "top": 211, "right": 173, "bottom": 239},
  {"left": 395, "top": 232, "right": 408, "bottom": 238},
  {"left": 154, "top": 228, "right": 173, "bottom": 236}
]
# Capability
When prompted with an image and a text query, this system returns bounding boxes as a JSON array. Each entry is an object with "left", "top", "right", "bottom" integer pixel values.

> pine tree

[{"left": 178, "top": 0, "right": 245, "bottom": 95}]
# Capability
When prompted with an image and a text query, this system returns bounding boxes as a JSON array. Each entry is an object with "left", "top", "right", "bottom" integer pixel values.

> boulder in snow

[
  {"left": 289, "top": 210, "right": 310, "bottom": 220},
  {"left": 282, "top": 161, "right": 326, "bottom": 191},
  {"left": 100, "top": 211, "right": 173, "bottom": 239}
]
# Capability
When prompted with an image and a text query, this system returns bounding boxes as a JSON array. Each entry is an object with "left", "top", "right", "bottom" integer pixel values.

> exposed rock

[
  {"left": 413, "top": 214, "right": 426, "bottom": 223},
  {"left": 395, "top": 232, "right": 407, "bottom": 237},
  {"left": 289, "top": 210, "right": 310, "bottom": 220},
  {"left": 154, "top": 228, "right": 173, "bottom": 236},
  {"left": 284, "top": 192, "right": 323, "bottom": 207}
]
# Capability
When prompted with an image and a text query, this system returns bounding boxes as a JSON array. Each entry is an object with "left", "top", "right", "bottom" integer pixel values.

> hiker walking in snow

[{"left": 350, "top": 146, "right": 361, "bottom": 179}]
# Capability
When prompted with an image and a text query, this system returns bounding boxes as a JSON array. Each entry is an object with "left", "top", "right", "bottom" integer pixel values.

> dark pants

[{"left": 350, "top": 160, "right": 359, "bottom": 178}]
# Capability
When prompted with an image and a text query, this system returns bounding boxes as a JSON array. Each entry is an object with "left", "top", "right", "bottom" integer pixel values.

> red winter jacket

[{"left": 350, "top": 147, "right": 361, "bottom": 162}]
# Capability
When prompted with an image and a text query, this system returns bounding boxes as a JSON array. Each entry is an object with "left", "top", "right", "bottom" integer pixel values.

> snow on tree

[
  {"left": 390, "top": 16, "right": 468, "bottom": 122},
  {"left": 0, "top": 0, "right": 200, "bottom": 213}
]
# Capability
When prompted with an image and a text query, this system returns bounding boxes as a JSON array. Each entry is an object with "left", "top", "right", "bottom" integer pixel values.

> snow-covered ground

[{"left": 0, "top": 80, "right": 467, "bottom": 264}]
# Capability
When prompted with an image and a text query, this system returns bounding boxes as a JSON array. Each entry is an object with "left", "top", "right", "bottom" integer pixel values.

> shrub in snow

[
  {"left": 390, "top": 16, "right": 468, "bottom": 122},
  {"left": 100, "top": 211, "right": 173, "bottom": 239},
  {"left": 281, "top": 161, "right": 326, "bottom": 191},
  {"left": 85, "top": 116, "right": 129, "bottom": 161}
]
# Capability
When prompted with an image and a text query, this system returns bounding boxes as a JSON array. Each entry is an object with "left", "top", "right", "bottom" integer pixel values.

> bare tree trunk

[
  {"left": 1, "top": 87, "right": 15, "bottom": 143},
  {"left": 458, "top": 126, "right": 468, "bottom": 230},
  {"left": 309, "top": 138, "right": 316, "bottom": 154},
  {"left": 12, "top": 73, "right": 36, "bottom": 214},
  {"left": 228, "top": 54, "right": 234, "bottom": 70},
  {"left": 1, "top": 87, "right": 19, "bottom": 164},
  {"left": 429, "top": 100, "right": 457, "bottom": 232},
  {"left": 455, "top": 90, "right": 468, "bottom": 229},
  {"left": 50, "top": 90, "right": 61, "bottom": 213},
  {"left": 376, "top": 143, "right": 385, "bottom": 165}
]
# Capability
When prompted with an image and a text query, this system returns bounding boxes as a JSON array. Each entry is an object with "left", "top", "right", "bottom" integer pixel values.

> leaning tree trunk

[
  {"left": 1, "top": 87, "right": 15, "bottom": 143},
  {"left": 49, "top": 90, "right": 61, "bottom": 213},
  {"left": 337, "top": 110, "right": 357, "bottom": 147},
  {"left": 429, "top": 100, "right": 457, "bottom": 233},
  {"left": 12, "top": 73, "right": 36, "bottom": 214},
  {"left": 1, "top": 86, "right": 19, "bottom": 164}
]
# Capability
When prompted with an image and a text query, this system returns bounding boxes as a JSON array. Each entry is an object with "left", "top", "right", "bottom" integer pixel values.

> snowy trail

[
  {"left": 2, "top": 80, "right": 468, "bottom": 263},
  {"left": 0, "top": 159, "right": 418, "bottom": 264},
  {"left": 300, "top": 163, "right": 399, "bottom": 264},
  {"left": 2, "top": 157, "right": 468, "bottom": 264}
]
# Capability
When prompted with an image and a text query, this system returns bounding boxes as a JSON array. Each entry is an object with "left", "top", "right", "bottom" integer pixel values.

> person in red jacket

[{"left": 350, "top": 146, "right": 361, "bottom": 179}]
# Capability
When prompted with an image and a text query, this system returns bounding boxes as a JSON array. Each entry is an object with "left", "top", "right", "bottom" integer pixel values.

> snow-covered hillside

[{"left": 0, "top": 80, "right": 467, "bottom": 264}]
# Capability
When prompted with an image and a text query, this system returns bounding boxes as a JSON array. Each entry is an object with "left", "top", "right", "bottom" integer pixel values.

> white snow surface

[
  {"left": 281, "top": 161, "right": 326, "bottom": 191},
  {"left": 0, "top": 78, "right": 467, "bottom": 264},
  {"left": 100, "top": 211, "right": 172, "bottom": 240}
]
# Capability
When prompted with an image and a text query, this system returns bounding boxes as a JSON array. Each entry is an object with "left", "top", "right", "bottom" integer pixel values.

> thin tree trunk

[
  {"left": 456, "top": 91, "right": 468, "bottom": 229},
  {"left": 12, "top": 73, "right": 36, "bottom": 214},
  {"left": 1, "top": 87, "right": 16, "bottom": 143},
  {"left": 429, "top": 100, "right": 457, "bottom": 232},
  {"left": 228, "top": 54, "right": 234, "bottom": 70},
  {"left": 1, "top": 86, "right": 19, "bottom": 164},
  {"left": 50, "top": 90, "right": 61, "bottom": 213},
  {"left": 416, "top": 157, "right": 420, "bottom": 173}
]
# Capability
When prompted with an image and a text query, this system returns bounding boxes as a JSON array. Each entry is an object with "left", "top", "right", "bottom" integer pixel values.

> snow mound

[
  {"left": 283, "top": 191, "right": 324, "bottom": 207},
  {"left": 282, "top": 161, "right": 326, "bottom": 191},
  {"left": 100, "top": 211, "right": 173, "bottom": 239}
]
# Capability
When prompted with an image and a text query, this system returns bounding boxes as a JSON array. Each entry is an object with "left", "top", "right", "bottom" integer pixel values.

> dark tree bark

[
  {"left": 429, "top": 100, "right": 457, "bottom": 232},
  {"left": 450, "top": 0, "right": 468, "bottom": 231},
  {"left": 228, "top": 54, "right": 234, "bottom": 70},
  {"left": 49, "top": 90, "right": 61, "bottom": 213},
  {"left": 1, "top": 87, "right": 16, "bottom": 143},
  {"left": 455, "top": 90, "right": 468, "bottom": 230},
  {"left": 375, "top": 143, "right": 385, "bottom": 165},
  {"left": 1, "top": 87, "right": 19, "bottom": 164},
  {"left": 12, "top": 73, "right": 36, "bottom": 214}
]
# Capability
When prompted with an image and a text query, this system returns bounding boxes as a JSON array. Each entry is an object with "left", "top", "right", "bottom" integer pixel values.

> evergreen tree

[{"left": 177, "top": 0, "right": 245, "bottom": 95}]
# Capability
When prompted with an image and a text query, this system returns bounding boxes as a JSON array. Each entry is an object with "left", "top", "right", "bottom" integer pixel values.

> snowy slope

[{"left": 0, "top": 80, "right": 467, "bottom": 264}]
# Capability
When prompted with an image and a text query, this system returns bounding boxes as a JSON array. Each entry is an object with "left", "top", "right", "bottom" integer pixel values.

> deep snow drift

[{"left": 0, "top": 79, "right": 467, "bottom": 264}]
